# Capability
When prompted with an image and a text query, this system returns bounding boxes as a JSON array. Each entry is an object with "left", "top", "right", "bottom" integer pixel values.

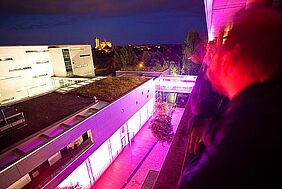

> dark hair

[{"left": 223, "top": 8, "right": 282, "bottom": 79}]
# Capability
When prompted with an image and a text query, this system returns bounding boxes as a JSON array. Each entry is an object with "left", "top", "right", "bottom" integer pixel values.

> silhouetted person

[
  {"left": 184, "top": 41, "right": 228, "bottom": 169},
  {"left": 178, "top": 8, "right": 282, "bottom": 189}
]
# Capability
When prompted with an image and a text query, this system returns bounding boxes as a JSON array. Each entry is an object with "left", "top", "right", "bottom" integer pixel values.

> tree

[
  {"left": 149, "top": 102, "right": 174, "bottom": 144},
  {"left": 154, "top": 101, "right": 170, "bottom": 115},
  {"left": 142, "top": 50, "right": 164, "bottom": 67},
  {"left": 142, "top": 51, "right": 152, "bottom": 66},
  {"left": 149, "top": 114, "right": 174, "bottom": 144},
  {"left": 182, "top": 31, "right": 204, "bottom": 75},
  {"left": 113, "top": 46, "right": 138, "bottom": 70}
]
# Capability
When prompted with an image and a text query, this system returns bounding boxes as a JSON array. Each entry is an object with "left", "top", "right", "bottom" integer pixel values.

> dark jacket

[
  {"left": 187, "top": 65, "right": 224, "bottom": 131},
  {"left": 179, "top": 80, "right": 282, "bottom": 189}
]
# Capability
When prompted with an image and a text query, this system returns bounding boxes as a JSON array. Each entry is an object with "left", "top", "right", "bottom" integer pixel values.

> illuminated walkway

[{"left": 91, "top": 108, "right": 184, "bottom": 189}]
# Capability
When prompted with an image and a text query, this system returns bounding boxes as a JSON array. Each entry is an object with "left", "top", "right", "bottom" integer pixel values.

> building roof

[
  {"left": 70, "top": 76, "right": 149, "bottom": 102},
  {"left": 0, "top": 92, "right": 95, "bottom": 152},
  {"left": 0, "top": 76, "right": 149, "bottom": 152}
]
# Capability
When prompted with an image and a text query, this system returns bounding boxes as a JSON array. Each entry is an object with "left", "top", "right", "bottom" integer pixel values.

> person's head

[
  {"left": 207, "top": 8, "right": 282, "bottom": 99},
  {"left": 203, "top": 41, "right": 216, "bottom": 67}
]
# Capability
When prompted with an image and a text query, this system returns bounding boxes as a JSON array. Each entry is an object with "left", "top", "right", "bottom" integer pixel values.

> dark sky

[{"left": 0, "top": 0, "right": 207, "bottom": 46}]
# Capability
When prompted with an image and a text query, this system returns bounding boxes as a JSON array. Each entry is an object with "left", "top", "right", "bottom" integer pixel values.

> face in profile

[{"left": 206, "top": 48, "right": 227, "bottom": 96}]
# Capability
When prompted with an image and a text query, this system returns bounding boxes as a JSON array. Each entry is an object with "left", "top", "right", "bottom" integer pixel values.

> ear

[
  {"left": 222, "top": 44, "right": 241, "bottom": 74},
  {"left": 221, "top": 51, "right": 232, "bottom": 75}
]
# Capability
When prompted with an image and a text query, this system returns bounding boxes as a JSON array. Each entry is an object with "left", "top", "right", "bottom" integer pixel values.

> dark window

[
  {"left": 0, "top": 58, "right": 13, "bottom": 61},
  {"left": 82, "top": 132, "right": 88, "bottom": 141},
  {"left": 80, "top": 54, "right": 90, "bottom": 57},
  {"left": 9, "top": 67, "right": 32, "bottom": 72}
]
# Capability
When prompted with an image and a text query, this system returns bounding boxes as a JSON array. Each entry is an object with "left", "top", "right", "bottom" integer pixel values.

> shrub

[{"left": 149, "top": 114, "right": 174, "bottom": 144}]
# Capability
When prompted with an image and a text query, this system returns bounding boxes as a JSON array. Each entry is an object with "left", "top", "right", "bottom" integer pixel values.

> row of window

[
  {"left": 74, "top": 64, "right": 88, "bottom": 68},
  {"left": 32, "top": 73, "right": 48, "bottom": 78},
  {"left": 70, "top": 47, "right": 84, "bottom": 51},
  {"left": 0, "top": 72, "right": 49, "bottom": 81},
  {"left": 0, "top": 75, "right": 21, "bottom": 81},
  {"left": 1, "top": 59, "right": 50, "bottom": 67},
  {"left": 9, "top": 66, "right": 32, "bottom": 72},
  {"left": 36, "top": 60, "right": 49, "bottom": 64},
  {"left": 7, "top": 130, "right": 93, "bottom": 189},
  {"left": 25, "top": 50, "right": 49, "bottom": 53}
]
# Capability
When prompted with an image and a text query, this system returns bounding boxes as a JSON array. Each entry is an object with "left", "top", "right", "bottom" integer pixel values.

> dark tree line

[{"left": 93, "top": 31, "right": 206, "bottom": 76}]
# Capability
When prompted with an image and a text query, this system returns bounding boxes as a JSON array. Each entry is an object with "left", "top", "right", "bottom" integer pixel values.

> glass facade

[
  {"left": 62, "top": 49, "right": 73, "bottom": 76},
  {"left": 56, "top": 99, "right": 154, "bottom": 188}
]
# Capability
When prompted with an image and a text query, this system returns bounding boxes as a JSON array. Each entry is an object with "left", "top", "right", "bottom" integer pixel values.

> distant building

[{"left": 95, "top": 37, "right": 112, "bottom": 52}]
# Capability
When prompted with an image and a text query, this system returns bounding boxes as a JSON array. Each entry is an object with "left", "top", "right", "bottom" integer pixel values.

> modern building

[
  {"left": 0, "top": 45, "right": 95, "bottom": 106},
  {"left": 0, "top": 46, "right": 54, "bottom": 105},
  {"left": 2, "top": 1, "right": 243, "bottom": 188},
  {"left": 0, "top": 76, "right": 155, "bottom": 189},
  {"left": 49, "top": 45, "right": 95, "bottom": 77}
]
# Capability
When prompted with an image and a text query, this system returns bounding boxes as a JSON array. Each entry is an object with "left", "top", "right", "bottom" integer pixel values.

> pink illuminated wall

[
  {"left": 127, "top": 111, "right": 141, "bottom": 138},
  {"left": 57, "top": 161, "right": 91, "bottom": 189},
  {"left": 109, "top": 129, "right": 123, "bottom": 159},
  {"left": 88, "top": 141, "right": 112, "bottom": 180},
  {"left": 56, "top": 99, "right": 154, "bottom": 188}
]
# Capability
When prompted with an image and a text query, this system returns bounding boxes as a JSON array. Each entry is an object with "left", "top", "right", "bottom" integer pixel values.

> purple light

[
  {"left": 56, "top": 100, "right": 154, "bottom": 188},
  {"left": 156, "top": 77, "right": 197, "bottom": 93}
]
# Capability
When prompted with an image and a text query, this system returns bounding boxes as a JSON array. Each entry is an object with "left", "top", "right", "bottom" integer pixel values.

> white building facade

[
  {"left": 49, "top": 45, "right": 95, "bottom": 77},
  {"left": 0, "top": 46, "right": 54, "bottom": 105},
  {"left": 0, "top": 45, "right": 95, "bottom": 105}
]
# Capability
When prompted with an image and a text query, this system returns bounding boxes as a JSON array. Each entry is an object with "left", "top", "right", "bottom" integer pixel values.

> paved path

[{"left": 91, "top": 108, "right": 184, "bottom": 189}]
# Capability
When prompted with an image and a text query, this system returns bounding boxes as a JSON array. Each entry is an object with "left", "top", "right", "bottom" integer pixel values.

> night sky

[{"left": 0, "top": 0, "right": 207, "bottom": 46}]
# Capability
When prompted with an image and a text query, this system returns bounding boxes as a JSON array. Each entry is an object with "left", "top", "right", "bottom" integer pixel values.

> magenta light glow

[
  {"left": 56, "top": 100, "right": 154, "bottom": 188},
  {"left": 109, "top": 129, "right": 123, "bottom": 159},
  {"left": 140, "top": 104, "right": 149, "bottom": 126},
  {"left": 89, "top": 141, "right": 112, "bottom": 180},
  {"left": 156, "top": 76, "right": 197, "bottom": 93},
  {"left": 127, "top": 111, "right": 141, "bottom": 137},
  {"left": 156, "top": 79, "right": 196, "bottom": 93},
  {"left": 57, "top": 161, "right": 91, "bottom": 189}
]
